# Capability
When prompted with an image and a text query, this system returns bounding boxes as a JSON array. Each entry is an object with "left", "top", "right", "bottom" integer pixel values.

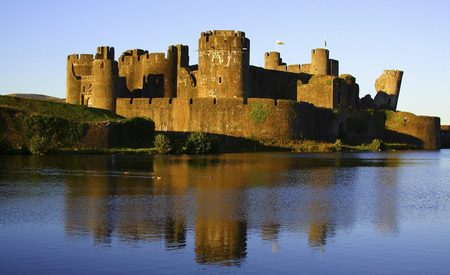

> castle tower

[
  {"left": 90, "top": 46, "right": 118, "bottom": 111},
  {"left": 166, "top": 44, "right": 190, "bottom": 98},
  {"left": 66, "top": 54, "right": 94, "bottom": 104},
  {"left": 264, "top": 52, "right": 283, "bottom": 70},
  {"left": 311, "top": 48, "right": 330, "bottom": 75},
  {"left": 174, "top": 44, "right": 189, "bottom": 68},
  {"left": 197, "top": 30, "right": 250, "bottom": 98},
  {"left": 374, "top": 70, "right": 403, "bottom": 110}
]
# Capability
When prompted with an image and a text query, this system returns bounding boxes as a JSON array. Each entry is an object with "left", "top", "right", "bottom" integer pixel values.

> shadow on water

[{"left": 0, "top": 152, "right": 406, "bottom": 266}]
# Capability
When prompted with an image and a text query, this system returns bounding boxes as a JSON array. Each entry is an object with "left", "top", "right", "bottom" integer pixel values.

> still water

[{"left": 1, "top": 151, "right": 450, "bottom": 274}]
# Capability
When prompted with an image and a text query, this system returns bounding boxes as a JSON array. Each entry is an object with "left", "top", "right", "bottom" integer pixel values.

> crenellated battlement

[
  {"left": 199, "top": 30, "right": 249, "bottom": 50},
  {"left": 119, "top": 50, "right": 170, "bottom": 64},
  {"left": 201, "top": 30, "right": 246, "bottom": 38},
  {"left": 95, "top": 46, "right": 114, "bottom": 60},
  {"left": 67, "top": 54, "right": 94, "bottom": 61}
]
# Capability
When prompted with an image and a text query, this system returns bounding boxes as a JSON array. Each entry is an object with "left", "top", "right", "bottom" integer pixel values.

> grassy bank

[
  {"left": 0, "top": 95, "right": 121, "bottom": 122},
  {"left": 263, "top": 138, "right": 416, "bottom": 153},
  {"left": 49, "top": 138, "right": 415, "bottom": 155},
  {"left": 0, "top": 96, "right": 154, "bottom": 154},
  {"left": 0, "top": 95, "right": 418, "bottom": 155}
]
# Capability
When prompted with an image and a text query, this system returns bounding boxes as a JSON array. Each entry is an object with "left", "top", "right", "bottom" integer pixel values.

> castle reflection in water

[{"left": 63, "top": 154, "right": 399, "bottom": 266}]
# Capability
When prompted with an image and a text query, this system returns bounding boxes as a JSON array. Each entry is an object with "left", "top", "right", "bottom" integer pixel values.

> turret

[
  {"left": 90, "top": 46, "right": 118, "bottom": 111},
  {"left": 197, "top": 30, "right": 250, "bottom": 98},
  {"left": 264, "top": 52, "right": 283, "bottom": 70},
  {"left": 310, "top": 48, "right": 329, "bottom": 75}
]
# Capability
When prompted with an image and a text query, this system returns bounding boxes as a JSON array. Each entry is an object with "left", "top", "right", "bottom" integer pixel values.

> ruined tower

[
  {"left": 197, "top": 30, "right": 250, "bottom": 98},
  {"left": 66, "top": 54, "right": 94, "bottom": 105},
  {"left": 374, "top": 70, "right": 403, "bottom": 110},
  {"left": 118, "top": 45, "right": 188, "bottom": 98},
  {"left": 90, "top": 46, "right": 118, "bottom": 111}
]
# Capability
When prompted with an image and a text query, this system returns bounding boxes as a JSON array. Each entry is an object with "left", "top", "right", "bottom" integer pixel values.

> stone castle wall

[
  {"left": 115, "top": 97, "right": 351, "bottom": 143},
  {"left": 116, "top": 97, "right": 441, "bottom": 149},
  {"left": 384, "top": 111, "right": 441, "bottom": 149},
  {"left": 441, "top": 125, "right": 450, "bottom": 148},
  {"left": 116, "top": 98, "right": 302, "bottom": 141}
]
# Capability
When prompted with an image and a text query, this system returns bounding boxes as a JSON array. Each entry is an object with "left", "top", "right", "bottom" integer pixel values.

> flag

[
  {"left": 324, "top": 40, "right": 327, "bottom": 48},
  {"left": 276, "top": 40, "right": 285, "bottom": 45}
]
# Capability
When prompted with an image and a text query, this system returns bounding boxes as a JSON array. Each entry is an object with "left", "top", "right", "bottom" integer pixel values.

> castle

[{"left": 66, "top": 30, "right": 441, "bottom": 149}]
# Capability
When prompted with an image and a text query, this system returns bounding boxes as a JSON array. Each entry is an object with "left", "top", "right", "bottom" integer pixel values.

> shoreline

[{"left": 0, "top": 139, "right": 422, "bottom": 156}]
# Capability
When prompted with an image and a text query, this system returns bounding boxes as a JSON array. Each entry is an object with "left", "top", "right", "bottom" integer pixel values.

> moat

[{"left": 1, "top": 152, "right": 450, "bottom": 274}]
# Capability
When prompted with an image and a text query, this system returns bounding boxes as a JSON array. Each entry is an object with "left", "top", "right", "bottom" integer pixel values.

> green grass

[
  {"left": 0, "top": 95, "right": 122, "bottom": 122},
  {"left": 265, "top": 139, "right": 416, "bottom": 153}
]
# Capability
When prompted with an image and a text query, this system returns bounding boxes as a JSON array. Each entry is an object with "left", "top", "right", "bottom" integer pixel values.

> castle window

[{"left": 219, "top": 77, "right": 222, "bottom": 84}]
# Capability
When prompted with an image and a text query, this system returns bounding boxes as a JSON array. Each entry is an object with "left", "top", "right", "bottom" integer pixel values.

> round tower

[
  {"left": 90, "top": 46, "right": 118, "bottom": 111},
  {"left": 197, "top": 30, "right": 250, "bottom": 98},
  {"left": 311, "top": 48, "right": 329, "bottom": 75},
  {"left": 66, "top": 54, "right": 81, "bottom": 104},
  {"left": 264, "top": 52, "right": 282, "bottom": 70}
]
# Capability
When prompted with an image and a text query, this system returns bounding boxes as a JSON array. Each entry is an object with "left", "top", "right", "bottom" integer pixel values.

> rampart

[
  {"left": 116, "top": 98, "right": 301, "bottom": 141},
  {"left": 384, "top": 111, "right": 441, "bottom": 149}
]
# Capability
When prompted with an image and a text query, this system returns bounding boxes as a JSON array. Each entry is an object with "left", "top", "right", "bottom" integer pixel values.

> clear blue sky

[{"left": 0, "top": 0, "right": 449, "bottom": 123}]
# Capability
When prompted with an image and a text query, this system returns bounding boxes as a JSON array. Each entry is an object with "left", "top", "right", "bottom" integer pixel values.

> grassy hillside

[
  {"left": 0, "top": 95, "right": 122, "bottom": 122},
  {"left": 0, "top": 96, "right": 154, "bottom": 154},
  {"left": 7, "top": 93, "right": 65, "bottom": 103}
]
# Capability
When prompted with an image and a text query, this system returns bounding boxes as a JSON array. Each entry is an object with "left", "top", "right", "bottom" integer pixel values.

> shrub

[
  {"left": 334, "top": 139, "right": 343, "bottom": 152},
  {"left": 23, "top": 115, "right": 85, "bottom": 155},
  {"left": 154, "top": 134, "right": 172, "bottom": 154},
  {"left": 368, "top": 139, "right": 383, "bottom": 151},
  {"left": 185, "top": 132, "right": 216, "bottom": 154},
  {"left": 28, "top": 135, "right": 50, "bottom": 155}
]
